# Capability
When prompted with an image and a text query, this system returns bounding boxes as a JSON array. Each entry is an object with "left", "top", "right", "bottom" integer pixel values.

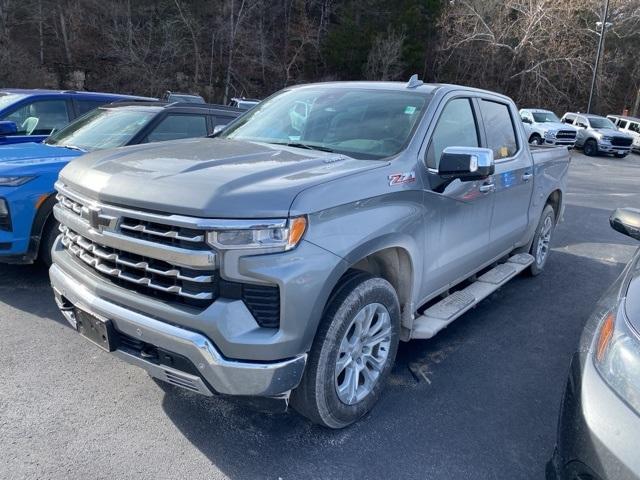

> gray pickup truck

[{"left": 50, "top": 79, "right": 570, "bottom": 428}]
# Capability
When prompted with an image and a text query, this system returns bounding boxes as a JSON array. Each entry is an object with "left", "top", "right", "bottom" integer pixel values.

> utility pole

[
  {"left": 587, "top": 0, "right": 611, "bottom": 114},
  {"left": 634, "top": 87, "right": 640, "bottom": 117}
]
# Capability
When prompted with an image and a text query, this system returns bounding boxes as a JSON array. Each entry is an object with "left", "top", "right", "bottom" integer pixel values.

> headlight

[
  {"left": 602, "top": 136, "right": 613, "bottom": 142},
  {"left": 0, "top": 176, "right": 36, "bottom": 186},
  {"left": 544, "top": 130, "right": 556, "bottom": 138},
  {"left": 594, "top": 306, "right": 640, "bottom": 414},
  {"left": 207, "top": 216, "right": 307, "bottom": 251}
]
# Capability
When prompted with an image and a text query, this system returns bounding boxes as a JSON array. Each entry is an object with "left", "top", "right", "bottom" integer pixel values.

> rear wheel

[
  {"left": 583, "top": 139, "right": 598, "bottom": 156},
  {"left": 291, "top": 271, "right": 400, "bottom": 428},
  {"left": 528, "top": 204, "right": 556, "bottom": 276},
  {"left": 39, "top": 218, "right": 59, "bottom": 267}
]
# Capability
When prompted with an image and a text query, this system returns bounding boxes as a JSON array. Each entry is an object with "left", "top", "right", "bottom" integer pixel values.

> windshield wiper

[
  {"left": 48, "top": 143, "right": 86, "bottom": 152},
  {"left": 270, "top": 141, "right": 335, "bottom": 153}
]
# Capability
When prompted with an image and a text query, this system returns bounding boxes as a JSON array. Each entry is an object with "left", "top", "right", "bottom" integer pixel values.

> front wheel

[
  {"left": 291, "top": 271, "right": 400, "bottom": 428},
  {"left": 529, "top": 134, "right": 543, "bottom": 146},
  {"left": 39, "top": 218, "right": 60, "bottom": 267},
  {"left": 529, "top": 204, "right": 556, "bottom": 276},
  {"left": 583, "top": 139, "right": 598, "bottom": 156}
]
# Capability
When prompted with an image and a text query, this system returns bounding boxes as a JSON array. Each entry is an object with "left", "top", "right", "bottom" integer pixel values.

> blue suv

[
  {"left": 0, "top": 100, "right": 241, "bottom": 265},
  {"left": 0, "top": 89, "right": 154, "bottom": 145}
]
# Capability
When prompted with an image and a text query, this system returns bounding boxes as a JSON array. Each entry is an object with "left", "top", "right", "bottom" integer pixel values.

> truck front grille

[
  {"left": 612, "top": 136, "right": 633, "bottom": 147},
  {"left": 60, "top": 225, "right": 217, "bottom": 307},
  {"left": 555, "top": 130, "right": 576, "bottom": 140},
  {"left": 55, "top": 185, "right": 281, "bottom": 327}
]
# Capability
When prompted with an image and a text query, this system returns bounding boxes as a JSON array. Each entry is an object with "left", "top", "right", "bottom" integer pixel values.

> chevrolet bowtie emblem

[{"left": 80, "top": 206, "right": 113, "bottom": 231}]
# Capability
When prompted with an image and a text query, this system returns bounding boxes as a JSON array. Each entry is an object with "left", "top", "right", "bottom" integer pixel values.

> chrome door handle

[
  {"left": 522, "top": 172, "right": 533, "bottom": 182},
  {"left": 479, "top": 182, "right": 495, "bottom": 193}
]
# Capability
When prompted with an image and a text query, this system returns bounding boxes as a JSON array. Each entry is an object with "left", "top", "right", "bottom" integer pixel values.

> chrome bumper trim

[{"left": 50, "top": 263, "right": 306, "bottom": 397}]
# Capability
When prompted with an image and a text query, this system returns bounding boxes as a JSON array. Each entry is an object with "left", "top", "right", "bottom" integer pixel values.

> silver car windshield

[
  {"left": 589, "top": 117, "right": 617, "bottom": 129},
  {"left": 221, "top": 87, "right": 431, "bottom": 159},
  {"left": 45, "top": 108, "right": 156, "bottom": 151}
]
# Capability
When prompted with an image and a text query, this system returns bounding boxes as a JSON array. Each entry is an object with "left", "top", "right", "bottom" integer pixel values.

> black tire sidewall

[
  {"left": 584, "top": 140, "right": 597, "bottom": 156},
  {"left": 294, "top": 275, "right": 400, "bottom": 428},
  {"left": 530, "top": 134, "right": 542, "bottom": 145},
  {"left": 39, "top": 219, "right": 59, "bottom": 267},
  {"left": 529, "top": 205, "right": 555, "bottom": 276}
]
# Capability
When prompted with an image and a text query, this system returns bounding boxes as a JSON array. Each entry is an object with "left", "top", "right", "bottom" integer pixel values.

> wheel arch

[
  {"left": 28, "top": 193, "right": 58, "bottom": 260},
  {"left": 545, "top": 189, "right": 562, "bottom": 224}
]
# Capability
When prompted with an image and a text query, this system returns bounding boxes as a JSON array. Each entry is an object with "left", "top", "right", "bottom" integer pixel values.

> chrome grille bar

[
  {"left": 120, "top": 221, "right": 205, "bottom": 243},
  {"left": 60, "top": 226, "right": 214, "bottom": 300}
]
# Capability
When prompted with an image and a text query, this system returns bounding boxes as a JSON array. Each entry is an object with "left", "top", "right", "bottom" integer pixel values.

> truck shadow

[
  {"left": 159, "top": 244, "right": 635, "bottom": 479},
  {"left": 0, "top": 262, "right": 65, "bottom": 326}
]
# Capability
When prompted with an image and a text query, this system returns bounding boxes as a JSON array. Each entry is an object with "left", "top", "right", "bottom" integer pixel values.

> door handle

[
  {"left": 479, "top": 182, "right": 495, "bottom": 193},
  {"left": 522, "top": 172, "right": 533, "bottom": 182}
]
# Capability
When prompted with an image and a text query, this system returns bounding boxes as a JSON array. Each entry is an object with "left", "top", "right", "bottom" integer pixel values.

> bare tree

[{"left": 365, "top": 28, "right": 406, "bottom": 81}]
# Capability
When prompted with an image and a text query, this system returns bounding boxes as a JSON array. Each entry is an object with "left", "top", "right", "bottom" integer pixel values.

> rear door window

[
  {"left": 2, "top": 99, "right": 70, "bottom": 135},
  {"left": 618, "top": 120, "right": 628, "bottom": 129},
  {"left": 146, "top": 114, "right": 208, "bottom": 143},
  {"left": 478, "top": 99, "right": 518, "bottom": 159},
  {"left": 426, "top": 98, "right": 479, "bottom": 169}
]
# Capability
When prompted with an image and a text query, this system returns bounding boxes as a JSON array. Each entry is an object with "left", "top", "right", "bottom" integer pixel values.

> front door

[{"left": 420, "top": 96, "right": 496, "bottom": 298}]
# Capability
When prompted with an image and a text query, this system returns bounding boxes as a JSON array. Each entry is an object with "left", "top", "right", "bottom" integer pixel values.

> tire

[
  {"left": 583, "top": 139, "right": 598, "bottom": 156},
  {"left": 529, "top": 134, "right": 543, "bottom": 146},
  {"left": 528, "top": 204, "right": 556, "bottom": 276},
  {"left": 290, "top": 271, "right": 400, "bottom": 428},
  {"left": 39, "top": 218, "right": 60, "bottom": 267}
]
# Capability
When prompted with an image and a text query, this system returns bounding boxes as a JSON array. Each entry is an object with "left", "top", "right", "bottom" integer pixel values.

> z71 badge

[{"left": 388, "top": 171, "right": 416, "bottom": 186}]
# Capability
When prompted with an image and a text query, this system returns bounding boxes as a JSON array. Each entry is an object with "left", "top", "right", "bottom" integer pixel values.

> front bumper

[
  {"left": 597, "top": 142, "right": 632, "bottom": 154},
  {"left": 49, "top": 262, "right": 307, "bottom": 397}
]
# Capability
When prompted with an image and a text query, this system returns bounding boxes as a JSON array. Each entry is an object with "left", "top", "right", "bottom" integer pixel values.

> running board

[{"left": 410, "top": 253, "right": 534, "bottom": 340}]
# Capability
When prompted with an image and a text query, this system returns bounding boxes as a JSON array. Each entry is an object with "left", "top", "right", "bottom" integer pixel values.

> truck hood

[
  {"left": 537, "top": 121, "right": 575, "bottom": 132},
  {"left": 59, "top": 137, "right": 387, "bottom": 218},
  {"left": 593, "top": 128, "right": 632, "bottom": 138},
  {"left": 0, "top": 141, "right": 83, "bottom": 175}
]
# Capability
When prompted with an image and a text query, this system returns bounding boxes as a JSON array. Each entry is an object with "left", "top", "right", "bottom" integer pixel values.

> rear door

[{"left": 476, "top": 97, "right": 534, "bottom": 255}]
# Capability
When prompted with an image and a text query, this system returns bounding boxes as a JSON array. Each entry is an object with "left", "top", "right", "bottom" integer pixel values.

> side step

[{"left": 410, "top": 253, "right": 534, "bottom": 340}]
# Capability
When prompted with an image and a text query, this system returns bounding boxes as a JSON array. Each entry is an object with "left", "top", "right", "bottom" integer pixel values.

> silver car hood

[
  {"left": 593, "top": 128, "right": 631, "bottom": 137},
  {"left": 58, "top": 137, "right": 386, "bottom": 218},
  {"left": 538, "top": 121, "right": 575, "bottom": 131}
]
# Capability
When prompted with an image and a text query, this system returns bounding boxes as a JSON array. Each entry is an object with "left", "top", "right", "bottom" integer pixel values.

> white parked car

[
  {"left": 519, "top": 108, "right": 578, "bottom": 147},
  {"left": 607, "top": 114, "right": 640, "bottom": 153}
]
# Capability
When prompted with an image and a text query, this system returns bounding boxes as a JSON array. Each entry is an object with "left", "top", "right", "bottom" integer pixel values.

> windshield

[
  {"left": 532, "top": 111, "right": 560, "bottom": 123},
  {"left": 0, "top": 92, "right": 27, "bottom": 111},
  {"left": 45, "top": 108, "right": 156, "bottom": 151},
  {"left": 221, "top": 87, "right": 431, "bottom": 159},
  {"left": 589, "top": 117, "right": 617, "bottom": 129}
]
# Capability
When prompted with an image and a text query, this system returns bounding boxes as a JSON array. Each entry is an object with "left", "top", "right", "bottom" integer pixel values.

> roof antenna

[{"left": 406, "top": 74, "right": 424, "bottom": 88}]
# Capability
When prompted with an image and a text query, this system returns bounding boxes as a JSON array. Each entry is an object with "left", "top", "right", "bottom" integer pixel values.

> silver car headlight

[
  {"left": 544, "top": 130, "right": 556, "bottom": 138},
  {"left": 206, "top": 216, "right": 307, "bottom": 251},
  {"left": 601, "top": 136, "right": 613, "bottom": 142},
  {"left": 0, "top": 175, "right": 36, "bottom": 186},
  {"left": 594, "top": 305, "right": 640, "bottom": 414}
]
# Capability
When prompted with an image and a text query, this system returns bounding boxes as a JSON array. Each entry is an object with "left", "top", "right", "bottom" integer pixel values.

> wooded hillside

[{"left": 1, "top": 0, "right": 638, "bottom": 114}]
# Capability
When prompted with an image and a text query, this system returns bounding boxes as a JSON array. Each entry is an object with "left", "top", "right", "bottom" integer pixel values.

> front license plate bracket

[{"left": 75, "top": 309, "right": 115, "bottom": 352}]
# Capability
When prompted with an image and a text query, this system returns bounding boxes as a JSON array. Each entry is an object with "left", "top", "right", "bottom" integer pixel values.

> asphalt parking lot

[{"left": 2, "top": 150, "right": 640, "bottom": 480}]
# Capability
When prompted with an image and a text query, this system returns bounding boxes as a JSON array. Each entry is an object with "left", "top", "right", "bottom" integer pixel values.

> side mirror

[
  {"left": 610, "top": 208, "right": 640, "bottom": 241},
  {"left": 521, "top": 117, "right": 532, "bottom": 124},
  {"left": 0, "top": 121, "right": 17, "bottom": 137},
  {"left": 212, "top": 124, "right": 225, "bottom": 136},
  {"left": 438, "top": 147, "right": 494, "bottom": 181}
]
